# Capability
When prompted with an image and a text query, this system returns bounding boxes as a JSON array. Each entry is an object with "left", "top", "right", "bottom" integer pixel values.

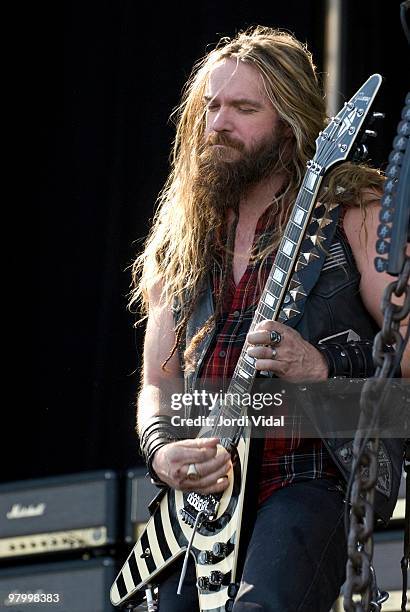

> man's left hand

[{"left": 246, "top": 320, "right": 328, "bottom": 382}]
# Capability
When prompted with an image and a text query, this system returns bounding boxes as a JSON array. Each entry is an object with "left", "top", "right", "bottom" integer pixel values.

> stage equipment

[{"left": 0, "top": 471, "right": 119, "bottom": 560}]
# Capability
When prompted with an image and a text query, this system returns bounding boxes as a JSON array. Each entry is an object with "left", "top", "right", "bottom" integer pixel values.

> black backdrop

[{"left": 14, "top": 1, "right": 408, "bottom": 483}]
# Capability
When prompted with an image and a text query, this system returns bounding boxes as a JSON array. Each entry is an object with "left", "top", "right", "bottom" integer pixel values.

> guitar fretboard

[{"left": 199, "top": 170, "right": 324, "bottom": 442}]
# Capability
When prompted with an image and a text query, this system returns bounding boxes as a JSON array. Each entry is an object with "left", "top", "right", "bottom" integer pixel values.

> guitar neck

[
  {"left": 228, "top": 174, "right": 323, "bottom": 391},
  {"left": 197, "top": 172, "right": 324, "bottom": 442}
]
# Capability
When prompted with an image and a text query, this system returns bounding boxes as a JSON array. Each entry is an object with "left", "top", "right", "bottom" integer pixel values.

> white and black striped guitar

[{"left": 111, "top": 74, "right": 382, "bottom": 612}]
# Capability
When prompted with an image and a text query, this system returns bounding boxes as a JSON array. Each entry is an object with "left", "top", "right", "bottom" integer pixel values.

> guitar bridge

[{"left": 180, "top": 492, "right": 220, "bottom": 526}]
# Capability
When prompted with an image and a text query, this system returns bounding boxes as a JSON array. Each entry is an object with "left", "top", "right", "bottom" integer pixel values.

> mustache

[{"left": 204, "top": 132, "right": 245, "bottom": 152}]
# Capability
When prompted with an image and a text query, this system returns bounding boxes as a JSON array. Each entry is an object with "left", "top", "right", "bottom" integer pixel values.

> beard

[{"left": 192, "top": 129, "right": 286, "bottom": 217}]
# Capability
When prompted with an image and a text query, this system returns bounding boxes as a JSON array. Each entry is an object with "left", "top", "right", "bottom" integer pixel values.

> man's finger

[
  {"left": 182, "top": 460, "right": 231, "bottom": 490},
  {"left": 176, "top": 438, "right": 219, "bottom": 448},
  {"left": 254, "top": 358, "right": 283, "bottom": 373},
  {"left": 170, "top": 445, "right": 218, "bottom": 464},
  {"left": 174, "top": 437, "right": 220, "bottom": 448},
  {"left": 185, "top": 452, "right": 231, "bottom": 479}
]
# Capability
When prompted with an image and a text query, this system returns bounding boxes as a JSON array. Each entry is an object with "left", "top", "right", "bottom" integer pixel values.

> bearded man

[{"left": 130, "top": 27, "right": 408, "bottom": 612}]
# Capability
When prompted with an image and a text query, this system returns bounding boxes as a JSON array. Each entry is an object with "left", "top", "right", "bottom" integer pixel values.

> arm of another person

[
  {"left": 343, "top": 201, "right": 410, "bottom": 378},
  {"left": 138, "top": 280, "right": 231, "bottom": 492}
]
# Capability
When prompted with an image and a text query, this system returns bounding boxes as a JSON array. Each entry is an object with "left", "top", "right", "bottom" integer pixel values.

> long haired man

[{"left": 131, "top": 27, "right": 407, "bottom": 611}]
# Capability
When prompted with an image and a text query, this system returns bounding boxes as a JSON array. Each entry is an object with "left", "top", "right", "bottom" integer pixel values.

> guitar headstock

[{"left": 314, "top": 74, "right": 382, "bottom": 171}]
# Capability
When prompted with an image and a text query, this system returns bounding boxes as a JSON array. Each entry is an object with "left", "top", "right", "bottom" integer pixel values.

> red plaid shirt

[{"left": 199, "top": 206, "right": 338, "bottom": 505}]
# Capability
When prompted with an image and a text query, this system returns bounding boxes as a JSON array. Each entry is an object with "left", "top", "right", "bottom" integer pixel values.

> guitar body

[{"left": 111, "top": 433, "right": 255, "bottom": 611}]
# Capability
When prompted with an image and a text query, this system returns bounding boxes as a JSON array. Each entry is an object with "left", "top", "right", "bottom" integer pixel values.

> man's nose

[{"left": 211, "top": 107, "right": 233, "bottom": 132}]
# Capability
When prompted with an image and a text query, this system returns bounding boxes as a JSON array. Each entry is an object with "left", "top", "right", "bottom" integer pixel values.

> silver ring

[
  {"left": 187, "top": 463, "right": 200, "bottom": 481},
  {"left": 271, "top": 348, "right": 277, "bottom": 359},
  {"left": 269, "top": 330, "right": 282, "bottom": 345}
]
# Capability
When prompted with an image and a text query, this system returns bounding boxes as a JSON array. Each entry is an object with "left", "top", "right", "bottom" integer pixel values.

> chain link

[{"left": 344, "top": 255, "right": 409, "bottom": 612}]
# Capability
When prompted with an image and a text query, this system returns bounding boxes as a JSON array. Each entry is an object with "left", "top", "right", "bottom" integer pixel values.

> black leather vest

[
  {"left": 293, "top": 226, "right": 404, "bottom": 525},
  {"left": 173, "top": 226, "right": 404, "bottom": 525}
]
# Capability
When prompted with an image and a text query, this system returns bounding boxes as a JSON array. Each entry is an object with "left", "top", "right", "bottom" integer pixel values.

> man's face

[
  {"left": 203, "top": 58, "right": 282, "bottom": 157},
  {"left": 193, "top": 58, "right": 290, "bottom": 215}
]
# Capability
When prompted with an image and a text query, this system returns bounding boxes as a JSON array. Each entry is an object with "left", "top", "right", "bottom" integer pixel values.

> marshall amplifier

[
  {"left": 124, "top": 467, "right": 158, "bottom": 543},
  {"left": 332, "top": 530, "right": 408, "bottom": 612},
  {"left": 0, "top": 471, "right": 119, "bottom": 560},
  {"left": 0, "top": 557, "right": 124, "bottom": 612}
]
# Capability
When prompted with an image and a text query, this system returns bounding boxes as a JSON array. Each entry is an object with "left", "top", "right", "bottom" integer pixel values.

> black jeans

[{"left": 157, "top": 478, "right": 347, "bottom": 612}]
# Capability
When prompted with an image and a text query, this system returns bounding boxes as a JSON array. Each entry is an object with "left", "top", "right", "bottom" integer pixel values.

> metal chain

[{"left": 344, "top": 255, "right": 409, "bottom": 612}]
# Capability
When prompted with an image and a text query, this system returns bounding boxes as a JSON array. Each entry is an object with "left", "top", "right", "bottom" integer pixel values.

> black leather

[{"left": 294, "top": 227, "right": 404, "bottom": 524}]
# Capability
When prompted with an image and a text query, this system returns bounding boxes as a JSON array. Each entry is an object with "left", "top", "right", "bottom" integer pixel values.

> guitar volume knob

[
  {"left": 209, "top": 570, "right": 224, "bottom": 586},
  {"left": 212, "top": 542, "right": 228, "bottom": 559},
  {"left": 228, "top": 582, "right": 239, "bottom": 598},
  {"left": 198, "top": 550, "right": 212, "bottom": 564},
  {"left": 197, "top": 576, "right": 210, "bottom": 590}
]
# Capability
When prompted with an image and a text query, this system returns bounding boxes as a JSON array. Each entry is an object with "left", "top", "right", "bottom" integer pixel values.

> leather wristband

[
  {"left": 315, "top": 340, "right": 376, "bottom": 378},
  {"left": 139, "top": 415, "right": 178, "bottom": 485}
]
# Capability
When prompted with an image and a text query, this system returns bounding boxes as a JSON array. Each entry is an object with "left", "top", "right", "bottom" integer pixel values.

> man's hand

[
  {"left": 247, "top": 320, "right": 328, "bottom": 381},
  {"left": 152, "top": 437, "right": 232, "bottom": 494}
]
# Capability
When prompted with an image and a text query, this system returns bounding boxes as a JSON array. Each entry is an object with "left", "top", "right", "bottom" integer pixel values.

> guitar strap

[{"left": 275, "top": 200, "right": 341, "bottom": 329}]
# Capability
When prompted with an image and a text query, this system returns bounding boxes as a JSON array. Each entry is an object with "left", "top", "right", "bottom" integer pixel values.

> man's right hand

[{"left": 152, "top": 437, "right": 232, "bottom": 494}]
